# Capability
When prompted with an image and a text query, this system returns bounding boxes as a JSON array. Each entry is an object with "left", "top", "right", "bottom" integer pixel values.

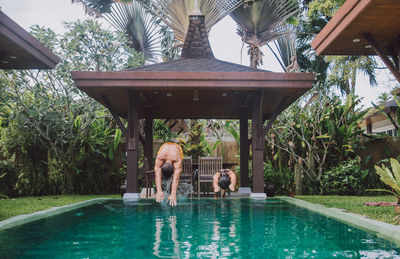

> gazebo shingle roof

[
  {"left": 128, "top": 58, "right": 266, "bottom": 72},
  {"left": 72, "top": 13, "right": 314, "bottom": 120},
  {"left": 0, "top": 10, "right": 60, "bottom": 69}
]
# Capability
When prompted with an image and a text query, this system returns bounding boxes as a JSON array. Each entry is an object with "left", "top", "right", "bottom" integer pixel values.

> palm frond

[
  {"left": 274, "top": 24, "right": 296, "bottom": 69},
  {"left": 72, "top": 0, "right": 129, "bottom": 16},
  {"left": 105, "top": 2, "right": 160, "bottom": 60},
  {"left": 136, "top": 0, "right": 247, "bottom": 42},
  {"left": 231, "top": 0, "right": 298, "bottom": 46},
  {"left": 73, "top": 0, "right": 160, "bottom": 61}
]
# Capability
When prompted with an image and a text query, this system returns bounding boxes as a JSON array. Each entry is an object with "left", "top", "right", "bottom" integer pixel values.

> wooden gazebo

[
  {"left": 0, "top": 10, "right": 60, "bottom": 69},
  {"left": 72, "top": 14, "right": 315, "bottom": 198},
  {"left": 311, "top": 0, "right": 400, "bottom": 84}
]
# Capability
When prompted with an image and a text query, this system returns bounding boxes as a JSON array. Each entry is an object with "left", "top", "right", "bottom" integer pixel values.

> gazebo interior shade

[
  {"left": 311, "top": 0, "right": 400, "bottom": 56},
  {"left": 72, "top": 14, "right": 314, "bottom": 120},
  {"left": 0, "top": 10, "right": 60, "bottom": 69}
]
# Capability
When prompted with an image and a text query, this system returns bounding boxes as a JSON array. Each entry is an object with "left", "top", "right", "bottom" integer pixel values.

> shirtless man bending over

[
  {"left": 154, "top": 142, "right": 183, "bottom": 207},
  {"left": 213, "top": 169, "right": 237, "bottom": 199}
]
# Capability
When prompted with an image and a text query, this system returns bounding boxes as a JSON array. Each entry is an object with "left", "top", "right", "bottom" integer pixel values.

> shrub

[
  {"left": 235, "top": 160, "right": 294, "bottom": 195},
  {"left": 321, "top": 159, "right": 368, "bottom": 195},
  {"left": 0, "top": 161, "right": 17, "bottom": 198}
]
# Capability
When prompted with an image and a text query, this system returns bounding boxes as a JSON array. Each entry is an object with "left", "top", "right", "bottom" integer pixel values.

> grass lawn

[
  {"left": 296, "top": 195, "right": 399, "bottom": 225},
  {"left": 0, "top": 194, "right": 120, "bottom": 221}
]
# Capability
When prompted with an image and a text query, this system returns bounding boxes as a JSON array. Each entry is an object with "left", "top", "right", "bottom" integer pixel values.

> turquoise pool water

[{"left": 0, "top": 199, "right": 399, "bottom": 258}]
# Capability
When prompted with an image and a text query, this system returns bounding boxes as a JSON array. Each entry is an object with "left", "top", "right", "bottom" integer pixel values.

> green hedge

[{"left": 321, "top": 159, "right": 368, "bottom": 195}]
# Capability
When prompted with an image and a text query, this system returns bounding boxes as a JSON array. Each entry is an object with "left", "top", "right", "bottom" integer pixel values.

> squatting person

[{"left": 213, "top": 169, "right": 237, "bottom": 199}]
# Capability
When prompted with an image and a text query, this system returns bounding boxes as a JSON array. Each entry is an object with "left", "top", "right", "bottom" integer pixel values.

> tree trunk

[{"left": 294, "top": 163, "right": 302, "bottom": 195}]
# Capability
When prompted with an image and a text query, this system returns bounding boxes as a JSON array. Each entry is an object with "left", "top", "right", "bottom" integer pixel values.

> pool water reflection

[{"left": 0, "top": 199, "right": 399, "bottom": 258}]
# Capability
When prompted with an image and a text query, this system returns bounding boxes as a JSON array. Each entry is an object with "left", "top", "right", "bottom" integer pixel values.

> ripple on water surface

[{"left": 0, "top": 199, "right": 399, "bottom": 258}]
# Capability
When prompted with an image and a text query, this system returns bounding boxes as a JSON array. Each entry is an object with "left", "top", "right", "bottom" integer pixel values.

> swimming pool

[{"left": 0, "top": 198, "right": 399, "bottom": 258}]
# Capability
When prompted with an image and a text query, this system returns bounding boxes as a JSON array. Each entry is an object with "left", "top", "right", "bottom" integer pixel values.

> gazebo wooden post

[
  {"left": 144, "top": 108, "right": 154, "bottom": 171},
  {"left": 239, "top": 106, "right": 251, "bottom": 194},
  {"left": 124, "top": 90, "right": 140, "bottom": 198},
  {"left": 72, "top": 13, "right": 314, "bottom": 201},
  {"left": 250, "top": 91, "right": 266, "bottom": 198}
]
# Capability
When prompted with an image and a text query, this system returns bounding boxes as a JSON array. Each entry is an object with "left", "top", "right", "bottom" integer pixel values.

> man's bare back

[{"left": 154, "top": 143, "right": 183, "bottom": 207}]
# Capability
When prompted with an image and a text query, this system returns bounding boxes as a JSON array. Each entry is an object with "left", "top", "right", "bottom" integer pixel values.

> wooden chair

[
  {"left": 181, "top": 156, "right": 193, "bottom": 197},
  {"left": 181, "top": 156, "right": 193, "bottom": 186},
  {"left": 145, "top": 170, "right": 155, "bottom": 198},
  {"left": 198, "top": 156, "right": 222, "bottom": 197}
]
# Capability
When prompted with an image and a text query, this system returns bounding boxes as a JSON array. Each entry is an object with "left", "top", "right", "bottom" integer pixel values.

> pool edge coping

[
  {"left": 279, "top": 197, "right": 400, "bottom": 245},
  {"left": 2, "top": 196, "right": 400, "bottom": 245},
  {"left": 0, "top": 198, "right": 111, "bottom": 231}
]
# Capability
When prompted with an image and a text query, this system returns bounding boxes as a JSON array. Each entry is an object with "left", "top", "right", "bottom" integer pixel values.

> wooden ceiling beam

[
  {"left": 72, "top": 71, "right": 314, "bottom": 120},
  {"left": 242, "top": 92, "right": 251, "bottom": 106},
  {"left": 139, "top": 91, "right": 148, "bottom": 104},
  {"left": 363, "top": 33, "right": 400, "bottom": 84}
]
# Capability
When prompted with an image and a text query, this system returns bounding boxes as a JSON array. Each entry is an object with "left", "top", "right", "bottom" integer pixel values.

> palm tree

[
  {"left": 230, "top": 0, "right": 299, "bottom": 68},
  {"left": 377, "top": 92, "right": 391, "bottom": 106},
  {"left": 326, "top": 55, "right": 377, "bottom": 96},
  {"left": 72, "top": 0, "right": 132, "bottom": 16},
  {"left": 267, "top": 24, "right": 297, "bottom": 72},
  {"left": 135, "top": 0, "right": 247, "bottom": 43},
  {"left": 73, "top": 0, "right": 246, "bottom": 60},
  {"left": 72, "top": 0, "right": 160, "bottom": 61}
]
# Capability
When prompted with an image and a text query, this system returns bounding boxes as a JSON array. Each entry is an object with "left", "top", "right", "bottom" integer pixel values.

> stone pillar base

[
  {"left": 140, "top": 188, "right": 155, "bottom": 198},
  {"left": 250, "top": 193, "right": 267, "bottom": 199},
  {"left": 238, "top": 187, "right": 252, "bottom": 194},
  {"left": 123, "top": 193, "right": 140, "bottom": 199}
]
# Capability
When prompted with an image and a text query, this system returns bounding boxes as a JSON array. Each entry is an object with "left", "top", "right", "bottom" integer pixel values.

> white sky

[{"left": 0, "top": 0, "right": 397, "bottom": 108}]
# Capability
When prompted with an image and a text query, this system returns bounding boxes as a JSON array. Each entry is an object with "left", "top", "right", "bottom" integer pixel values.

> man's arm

[
  {"left": 167, "top": 159, "right": 182, "bottom": 206},
  {"left": 228, "top": 171, "right": 237, "bottom": 192},
  {"left": 213, "top": 172, "right": 221, "bottom": 193},
  {"left": 154, "top": 158, "right": 164, "bottom": 203}
]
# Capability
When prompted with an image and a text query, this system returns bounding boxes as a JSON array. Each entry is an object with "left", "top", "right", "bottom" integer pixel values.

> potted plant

[
  {"left": 264, "top": 182, "right": 276, "bottom": 197},
  {"left": 367, "top": 158, "right": 400, "bottom": 213}
]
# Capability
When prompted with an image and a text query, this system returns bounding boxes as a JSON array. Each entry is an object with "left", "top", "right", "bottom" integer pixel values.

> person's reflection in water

[
  {"left": 212, "top": 219, "right": 220, "bottom": 242},
  {"left": 153, "top": 218, "right": 162, "bottom": 257},
  {"left": 209, "top": 201, "right": 238, "bottom": 257},
  {"left": 170, "top": 216, "right": 180, "bottom": 256},
  {"left": 153, "top": 216, "right": 180, "bottom": 258},
  {"left": 229, "top": 222, "right": 237, "bottom": 238}
]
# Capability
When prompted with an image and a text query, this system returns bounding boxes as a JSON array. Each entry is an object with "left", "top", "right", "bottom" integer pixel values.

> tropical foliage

[
  {"left": 267, "top": 94, "right": 367, "bottom": 194},
  {"left": 0, "top": 20, "right": 144, "bottom": 196},
  {"left": 368, "top": 158, "right": 400, "bottom": 203},
  {"left": 230, "top": 0, "right": 299, "bottom": 68},
  {"left": 0, "top": 0, "right": 394, "bottom": 197},
  {"left": 178, "top": 120, "right": 212, "bottom": 160},
  {"left": 73, "top": 0, "right": 160, "bottom": 61},
  {"left": 321, "top": 159, "right": 368, "bottom": 195},
  {"left": 136, "top": 0, "right": 247, "bottom": 43}
]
